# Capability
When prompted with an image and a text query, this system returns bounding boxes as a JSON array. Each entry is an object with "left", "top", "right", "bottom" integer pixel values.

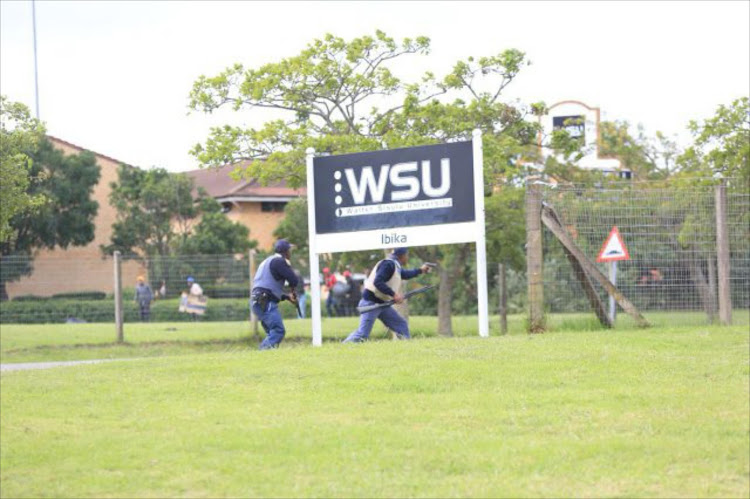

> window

[
  {"left": 221, "top": 202, "right": 233, "bottom": 214},
  {"left": 261, "top": 201, "right": 287, "bottom": 213}
]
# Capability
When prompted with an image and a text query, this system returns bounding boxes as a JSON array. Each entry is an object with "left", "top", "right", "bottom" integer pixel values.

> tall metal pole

[{"left": 31, "top": 0, "right": 40, "bottom": 119}]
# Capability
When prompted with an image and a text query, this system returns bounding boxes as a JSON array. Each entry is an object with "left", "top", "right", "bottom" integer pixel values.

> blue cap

[
  {"left": 392, "top": 247, "right": 409, "bottom": 257},
  {"left": 187, "top": 276, "right": 195, "bottom": 283},
  {"left": 274, "top": 239, "right": 292, "bottom": 253}
]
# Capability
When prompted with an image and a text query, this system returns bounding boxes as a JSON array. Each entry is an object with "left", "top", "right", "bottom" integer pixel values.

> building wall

[
  {"left": 224, "top": 202, "right": 288, "bottom": 251},
  {"left": 6, "top": 139, "right": 144, "bottom": 298}
]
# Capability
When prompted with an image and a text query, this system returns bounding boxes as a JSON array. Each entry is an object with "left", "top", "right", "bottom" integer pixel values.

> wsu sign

[
  {"left": 304, "top": 131, "right": 490, "bottom": 346},
  {"left": 311, "top": 141, "right": 478, "bottom": 253}
]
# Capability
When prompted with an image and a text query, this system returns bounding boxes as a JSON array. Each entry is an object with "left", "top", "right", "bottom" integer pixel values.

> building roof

[
  {"left": 47, "top": 135, "right": 133, "bottom": 167},
  {"left": 184, "top": 162, "right": 306, "bottom": 202}
]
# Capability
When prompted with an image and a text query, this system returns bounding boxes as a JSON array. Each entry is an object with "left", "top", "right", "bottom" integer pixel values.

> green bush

[
  {"left": 11, "top": 295, "right": 48, "bottom": 302},
  {"left": 202, "top": 284, "right": 250, "bottom": 299},
  {"left": 51, "top": 291, "right": 107, "bottom": 301},
  {"left": 1, "top": 295, "right": 315, "bottom": 324}
]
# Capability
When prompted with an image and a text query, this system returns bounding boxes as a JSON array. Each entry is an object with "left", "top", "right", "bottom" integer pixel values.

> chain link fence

[
  {"left": 0, "top": 254, "right": 261, "bottom": 324},
  {"left": 1, "top": 179, "right": 747, "bottom": 329},
  {"left": 538, "top": 179, "right": 749, "bottom": 325}
]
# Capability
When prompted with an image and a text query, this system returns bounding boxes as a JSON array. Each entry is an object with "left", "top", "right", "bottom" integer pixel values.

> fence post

[
  {"left": 526, "top": 183, "right": 545, "bottom": 333},
  {"left": 715, "top": 181, "right": 732, "bottom": 325},
  {"left": 249, "top": 249, "right": 259, "bottom": 335},
  {"left": 498, "top": 263, "right": 508, "bottom": 335},
  {"left": 113, "top": 251, "right": 124, "bottom": 343}
]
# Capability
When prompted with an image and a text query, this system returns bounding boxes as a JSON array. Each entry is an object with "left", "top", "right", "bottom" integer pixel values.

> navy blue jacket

[{"left": 363, "top": 259, "right": 422, "bottom": 304}]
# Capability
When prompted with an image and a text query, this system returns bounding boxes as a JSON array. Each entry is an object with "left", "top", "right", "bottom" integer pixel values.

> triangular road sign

[{"left": 597, "top": 226, "right": 630, "bottom": 262}]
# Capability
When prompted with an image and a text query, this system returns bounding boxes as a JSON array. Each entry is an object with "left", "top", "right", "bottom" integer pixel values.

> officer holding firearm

[
  {"left": 343, "top": 247, "right": 432, "bottom": 343},
  {"left": 251, "top": 239, "right": 299, "bottom": 350}
]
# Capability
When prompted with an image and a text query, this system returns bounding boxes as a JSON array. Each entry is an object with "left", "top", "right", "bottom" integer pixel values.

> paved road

[{"left": 1, "top": 359, "right": 130, "bottom": 372}]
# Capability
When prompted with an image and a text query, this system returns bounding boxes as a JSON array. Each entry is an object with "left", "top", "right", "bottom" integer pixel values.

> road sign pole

[{"left": 608, "top": 261, "right": 617, "bottom": 322}]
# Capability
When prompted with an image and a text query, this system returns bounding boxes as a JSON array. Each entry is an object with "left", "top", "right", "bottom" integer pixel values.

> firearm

[{"left": 356, "top": 285, "right": 435, "bottom": 313}]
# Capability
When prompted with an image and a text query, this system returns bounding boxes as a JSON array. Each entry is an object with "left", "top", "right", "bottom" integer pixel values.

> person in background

[
  {"left": 251, "top": 239, "right": 299, "bottom": 350},
  {"left": 159, "top": 280, "right": 167, "bottom": 299},
  {"left": 186, "top": 276, "right": 203, "bottom": 321},
  {"left": 343, "top": 270, "right": 361, "bottom": 317},
  {"left": 323, "top": 267, "right": 337, "bottom": 317},
  {"left": 134, "top": 275, "right": 153, "bottom": 322},
  {"left": 294, "top": 269, "right": 307, "bottom": 319}
]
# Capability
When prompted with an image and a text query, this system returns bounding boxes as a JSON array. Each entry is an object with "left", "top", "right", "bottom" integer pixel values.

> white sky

[{"left": 1, "top": 0, "right": 748, "bottom": 172}]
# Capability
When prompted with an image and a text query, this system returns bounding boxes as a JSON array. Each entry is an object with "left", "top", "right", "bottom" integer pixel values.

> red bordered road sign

[{"left": 597, "top": 226, "right": 630, "bottom": 262}]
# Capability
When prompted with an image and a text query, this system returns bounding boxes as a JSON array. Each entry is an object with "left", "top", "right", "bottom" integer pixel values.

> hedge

[
  {"left": 0, "top": 297, "right": 308, "bottom": 324},
  {"left": 11, "top": 291, "right": 107, "bottom": 302}
]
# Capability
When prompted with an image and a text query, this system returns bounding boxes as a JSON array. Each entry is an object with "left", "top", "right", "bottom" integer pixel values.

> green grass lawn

[
  {"left": 1, "top": 323, "right": 748, "bottom": 498},
  {"left": 2, "top": 310, "right": 746, "bottom": 364}
]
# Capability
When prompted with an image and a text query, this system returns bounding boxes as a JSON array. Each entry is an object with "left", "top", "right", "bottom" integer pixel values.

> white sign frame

[{"left": 305, "top": 129, "right": 489, "bottom": 346}]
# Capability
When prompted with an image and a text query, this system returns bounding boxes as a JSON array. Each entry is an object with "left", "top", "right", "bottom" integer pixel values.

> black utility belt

[{"left": 252, "top": 290, "right": 279, "bottom": 303}]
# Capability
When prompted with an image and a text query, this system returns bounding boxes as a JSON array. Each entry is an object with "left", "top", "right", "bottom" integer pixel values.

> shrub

[
  {"left": 11, "top": 295, "right": 48, "bottom": 302},
  {"left": 51, "top": 291, "right": 107, "bottom": 301}
]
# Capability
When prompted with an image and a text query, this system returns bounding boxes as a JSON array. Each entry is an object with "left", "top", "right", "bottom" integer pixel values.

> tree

[
  {"left": 0, "top": 96, "right": 46, "bottom": 243},
  {"left": 104, "top": 166, "right": 257, "bottom": 296},
  {"left": 102, "top": 166, "right": 198, "bottom": 258},
  {"left": 178, "top": 197, "right": 256, "bottom": 255},
  {"left": 677, "top": 97, "right": 749, "bottom": 182},
  {"left": 272, "top": 198, "right": 308, "bottom": 258},
  {"left": 599, "top": 121, "right": 680, "bottom": 179},
  {"left": 0, "top": 138, "right": 100, "bottom": 300},
  {"left": 189, "top": 31, "right": 541, "bottom": 334}
]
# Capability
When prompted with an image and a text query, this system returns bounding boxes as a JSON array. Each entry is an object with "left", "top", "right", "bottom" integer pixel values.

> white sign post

[
  {"left": 306, "top": 147, "right": 323, "bottom": 347},
  {"left": 597, "top": 226, "right": 630, "bottom": 323},
  {"left": 305, "top": 130, "right": 489, "bottom": 345}
]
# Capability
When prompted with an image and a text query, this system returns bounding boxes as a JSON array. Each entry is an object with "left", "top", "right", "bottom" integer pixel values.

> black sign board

[{"left": 312, "top": 141, "right": 475, "bottom": 235}]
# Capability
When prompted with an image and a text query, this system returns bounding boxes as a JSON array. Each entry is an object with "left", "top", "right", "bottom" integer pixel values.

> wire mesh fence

[
  {"left": 0, "top": 254, "right": 260, "bottom": 324},
  {"left": 1, "top": 179, "right": 747, "bottom": 329},
  {"left": 538, "top": 178, "right": 750, "bottom": 325}
]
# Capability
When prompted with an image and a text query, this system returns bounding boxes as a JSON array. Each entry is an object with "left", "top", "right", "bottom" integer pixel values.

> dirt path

[{"left": 0, "top": 359, "right": 131, "bottom": 372}]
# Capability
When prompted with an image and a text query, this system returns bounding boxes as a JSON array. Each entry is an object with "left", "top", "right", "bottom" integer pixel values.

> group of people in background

[
  {"left": 129, "top": 258, "right": 384, "bottom": 326},
  {"left": 323, "top": 267, "right": 363, "bottom": 317},
  {"left": 133, "top": 275, "right": 200, "bottom": 322}
]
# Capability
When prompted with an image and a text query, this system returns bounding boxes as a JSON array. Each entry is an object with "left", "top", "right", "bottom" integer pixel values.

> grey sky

[{"left": 1, "top": 0, "right": 748, "bottom": 172}]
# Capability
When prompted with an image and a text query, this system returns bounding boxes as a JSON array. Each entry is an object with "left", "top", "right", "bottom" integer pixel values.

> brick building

[
  {"left": 184, "top": 162, "right": 305, "bottom": 250},
  {"left": 5, "top": 140, "right": 302, "bottom": 299}
]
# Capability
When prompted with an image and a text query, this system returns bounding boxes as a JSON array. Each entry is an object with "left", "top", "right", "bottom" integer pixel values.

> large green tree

[
  {"left": 102, "top": 166, "right": 199, "bottom": 258},
  {"left": 599, "top": 121, "right": 680, "bottom": 180},
  {"left": 0, "top": 96, "right": 46, "bottom": 243},
  {"left": 677, "top": 97, "right": 749, "bottom": 182},
  {"left": 177, "top": 197, "right": 256, "bottom": 255},
  {"left": 189, "top": 31, "right": 542, "bottom": 334},
  {"left": 0, "top": 138, "right": 100, "bottom": 300},
  {"left": 103, "top": 166, "right": 257, "bottom": 296}
]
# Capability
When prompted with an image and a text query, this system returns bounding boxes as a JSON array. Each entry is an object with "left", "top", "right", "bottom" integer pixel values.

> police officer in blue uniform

[
  {"left": 251, "top": 239, "right": 299, "bottom": 350},
  {"left": 343, "top": 247, "right": 432, "bottom": 343}
]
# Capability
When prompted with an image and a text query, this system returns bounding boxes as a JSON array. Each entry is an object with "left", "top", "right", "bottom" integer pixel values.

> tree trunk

[
  {"left": 437, "top": 264, "right": 454, "bottom": 337},
  {"left": 689, "top": 255, "right": 716, "bottom": 323},
  {"left": 707, "top": 255, "right": 718, "bottom": 323}
]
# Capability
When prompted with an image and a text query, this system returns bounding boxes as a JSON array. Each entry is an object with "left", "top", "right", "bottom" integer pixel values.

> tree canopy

[
  {"left": 189, "top": 31, "right": 547, "bottom": 334},
  {"left": 0, "top": 96, "right": 47, "bottom": 243},
  {"left": 0, "top": 137, "right": 100, "bottom": 300}
]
